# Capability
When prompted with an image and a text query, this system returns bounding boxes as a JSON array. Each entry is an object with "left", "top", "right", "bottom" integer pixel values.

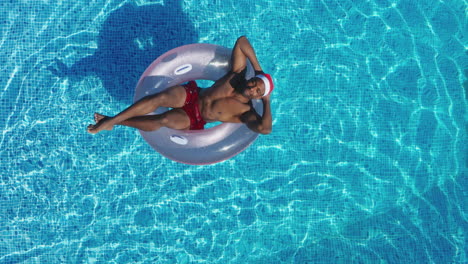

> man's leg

[
  {"left": 88, "top": 85, "right": 187, "bottom": 134},
  {"left": 92, "top": 109, "right": 191, "bottom": 132}
]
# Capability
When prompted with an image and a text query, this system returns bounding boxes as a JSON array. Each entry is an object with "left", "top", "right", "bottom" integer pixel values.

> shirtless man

[{"left": 87, "top": 36, "right": 273, "bottom": 135}]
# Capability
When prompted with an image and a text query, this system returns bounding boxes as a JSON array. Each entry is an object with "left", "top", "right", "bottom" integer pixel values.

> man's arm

[
  {"left": 239, "top": 96, "right": 272, "bottom": 134},
  {"left": 231, "top": 36, "right": 263, "bottom": 74}
]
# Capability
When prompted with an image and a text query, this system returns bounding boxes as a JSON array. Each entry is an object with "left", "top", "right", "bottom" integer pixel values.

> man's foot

[
  {"left": 87, "top": 113, "right": 114, "bottom": 134},
  {"left": 94, "top": 113, "right": 108, "bottom": 123}
]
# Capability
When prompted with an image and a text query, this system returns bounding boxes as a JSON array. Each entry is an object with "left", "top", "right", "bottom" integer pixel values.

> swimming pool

[{"left": 1, "top": 0, "right": 466, "bottom": 263}]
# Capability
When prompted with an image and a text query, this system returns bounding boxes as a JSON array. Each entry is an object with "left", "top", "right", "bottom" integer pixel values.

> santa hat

[{"left": 255, "top": 73, "right": 274, "bottom": 96}]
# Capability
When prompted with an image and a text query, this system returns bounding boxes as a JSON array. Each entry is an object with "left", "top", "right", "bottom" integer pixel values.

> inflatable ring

[{"left": 134, "top": 44, "right": 263, "bottom": 165}]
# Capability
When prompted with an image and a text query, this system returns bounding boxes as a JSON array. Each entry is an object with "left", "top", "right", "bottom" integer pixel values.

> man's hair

[
  {"left": 233, "top": 77, "right": 260, "bottom": 94},
  {"left": 230, "top": 67, "right": 262, "bottom": 94}
]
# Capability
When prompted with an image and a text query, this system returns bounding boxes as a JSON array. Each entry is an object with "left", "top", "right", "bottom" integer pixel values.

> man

[{"left": 87, "top": 36, "right": 273, "bottom": 135}]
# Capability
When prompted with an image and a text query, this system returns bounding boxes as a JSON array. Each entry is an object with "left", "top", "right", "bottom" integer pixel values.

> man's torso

[{"left": 198, "top": 72, "right": 251, "bottom": 123}]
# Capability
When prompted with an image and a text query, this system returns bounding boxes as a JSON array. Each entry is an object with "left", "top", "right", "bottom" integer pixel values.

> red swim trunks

[{"left": 182, "top": 81, "right": 206, "bottom": 130}]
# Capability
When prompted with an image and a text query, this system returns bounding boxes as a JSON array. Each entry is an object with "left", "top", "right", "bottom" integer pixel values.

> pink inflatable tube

[{"left": 134, "top": 44, "right": 262, "bottom": 165}]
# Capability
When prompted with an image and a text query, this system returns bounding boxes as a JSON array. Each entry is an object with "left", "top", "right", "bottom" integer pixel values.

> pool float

[{"left": 133, "top": 43, "right": 263, "bottom": 165}]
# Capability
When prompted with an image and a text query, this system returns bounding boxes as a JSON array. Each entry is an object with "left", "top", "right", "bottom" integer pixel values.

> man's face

[{"left": 243, "top": 77, "right": 265, "bottom": 99}]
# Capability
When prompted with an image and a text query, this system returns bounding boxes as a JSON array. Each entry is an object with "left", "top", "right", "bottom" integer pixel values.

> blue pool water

[{"left": 1, "top": 0, "right": 467, "bottom": 263}]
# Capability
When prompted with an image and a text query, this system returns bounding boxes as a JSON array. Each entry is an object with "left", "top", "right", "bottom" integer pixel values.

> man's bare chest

[{"left": 202, "top": 97, "right": 250, "bottom": 122}]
